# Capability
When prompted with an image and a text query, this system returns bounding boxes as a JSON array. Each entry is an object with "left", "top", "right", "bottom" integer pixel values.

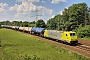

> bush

[
  {"left": 0, "top": 24, "right": 2, "bottom": 29},
  {"left": 77, "top": 25, "right": 90, "bottom": 38}
]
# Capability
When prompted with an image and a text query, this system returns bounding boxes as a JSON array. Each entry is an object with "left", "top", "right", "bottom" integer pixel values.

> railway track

[{"left": 75, "top": 43, "right": 90, "bottom": 52}]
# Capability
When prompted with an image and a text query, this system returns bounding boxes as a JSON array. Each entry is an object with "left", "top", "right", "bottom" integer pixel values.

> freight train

[{"left": 1, "top": 25, "right": 78, "bottom": 45}]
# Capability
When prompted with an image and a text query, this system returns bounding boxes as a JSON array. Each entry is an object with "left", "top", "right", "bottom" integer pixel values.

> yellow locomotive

[{"left": 44, "top": 30, "right": 78, "bottom": 44}]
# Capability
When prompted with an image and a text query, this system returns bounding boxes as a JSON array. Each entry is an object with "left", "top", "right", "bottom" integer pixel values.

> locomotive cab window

[
  {"left": 66, "top": 34, "right": 68, "bottom": 36},
  {"left": 70, "top": 33, "right": 76, "bottom": 36}
]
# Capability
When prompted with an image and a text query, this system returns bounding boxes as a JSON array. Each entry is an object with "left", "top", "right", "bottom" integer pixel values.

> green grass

[
  {"left": 0, "top": 40, "right": 1, "bottom": 47},
  {"left": 82, "top": 37, "right": 90, "bottom": 40},
  {"left": 0, "top": 28, "right": 90, "bottom": 60}
]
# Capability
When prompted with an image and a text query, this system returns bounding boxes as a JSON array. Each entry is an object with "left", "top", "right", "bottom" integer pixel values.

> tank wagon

[
  {"left": 12, "top": 26, "right": 16, "bottom": 29},
  {"left": 44, "top": 30, "right": 78, "bottom": 44},
  {"left": 9, "top": 26, "right": 12, "bottom": 29},
  {"left": 19, "top": 27, "right": 24, "bottom": 31},
  {"left": 15, "top": 26, "right": 19, "bottom": 30},
  {"left": 1, "top": 25, "right": 12, "bottom": 29},
  {"left": 31, "top": 28, "right": 45, "bottom": 36},
  {"left": 23, "top": 27, "right": 32, "bottom": 33},
  {"left": 1, "top": 25, "right": 5, "bottom": 28},
  {"left": 19, "top": 27, "right": 32, "bottom": 33},
  {"left": 1, "top": 25, "right": 8, "bottom": 28}
]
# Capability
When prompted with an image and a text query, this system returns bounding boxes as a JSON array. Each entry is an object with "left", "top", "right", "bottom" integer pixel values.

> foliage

[
  {"left": 46, "top": 2, "right": 90, "bottom": 31},
  {"left": 47, "top": 18, "right": 57, "bottom": 30},
  {"left": 77, "top": 25, "right": 90, "bottom": 38},
  {"left": 0, "top": 24, "right": 2, "bottom": 29},
  {"left": 89, "top": 13, "right": 90, "bottom": 23},
  {"left": 47, "top": 14, "right": 63, "bottom": 30},
  {"left": 0, "top": 20, "right": 36, "bottom": 27},
  {"left": 0, "top": 29, "right": 90, "bottom": 60},
  {"left": 36, "top": 19, "right": 46, "bottom": 28}
]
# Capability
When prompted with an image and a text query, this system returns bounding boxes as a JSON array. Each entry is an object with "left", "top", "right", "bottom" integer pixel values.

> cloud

[
  {"left": 10, "top": 1, "right": 34, "bottom": 14},
  {"left": 38, "top": 6, "right": 53, "bottom": 15},
  {"left": 16, "top": 0, "right": 46, "bottom": 3},
  {"left": 51, "top": 15, "right": 55, "bottom": 18},
  {"left": 60, "top": 11, "right": 63, "bottom": 15},
  {"left": 0, "top": 0, "right": 53, "bottom": 21},
  {"left": 10, "top": 1, "right": 53, "bottom": 14},
  {"left": 28, "top": 0, "right": 40, "bottom": 2},
  {"left": 59, "top": 7, "right": 68, "bottom": 15},
  {"left": 0, "top": 12, "right": 11, "bottom": 21},
  {"left": 41, "top": 0, "right": 45, "bottom": 3},
  {"left": 16, "top": 0, "right": 40, "bottom": 2},
  {"left": 0, "top": 3, "right": 8, "bottom": 7},
  {"left": 0, "top": 8, "right": 5, "bottom": 13},
  {"left": 16, "top": 0, "right": 26, "bottom": 2},
  {"left": 9, "top": 0, "right": 53, "bottom": 20},
  {"left": 0, "top": 3, "right": 8, "bottom": 13},
  {"left": 65, "top": 7, "right": 68, "bottom": 9},
  {"left": 51, "top": 0, "right": 67, "bottom": 4},
  {"left": 0, "top": 16, "right": 8, "bottom": 20}
]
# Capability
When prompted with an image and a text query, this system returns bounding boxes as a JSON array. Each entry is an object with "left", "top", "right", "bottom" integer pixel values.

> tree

[
  {"left": 30, "top": 21, "right": 35, "bottom": 24},
  {"left": 65, "top": 2, "right": 89, "bottom": 31},
  {"left": 62, "top": 8, "right": 69, "bottom": 30},
  {"left": 23, "top": 21, "right": 28, "bottom": 27},
  {"left": 46, "top": 14, "right": 63, "bottom": 30},
  {"left": 29, "top": 21, "right": 36, "bottom": 27},
  {"left": 47, "top": 16, "right": 57, "bottom": 30},
  {"left": 88, "top": 7, "right": 90, "bottom": 24},
  {"left": 5, "top": 20, "right": 11, "bottom": 25},
  {"left": 77, "top": 25, "right": 90, "bottom": 38},
  {"left": 36, "top": 19, "right": 46, "bottom": 28}
]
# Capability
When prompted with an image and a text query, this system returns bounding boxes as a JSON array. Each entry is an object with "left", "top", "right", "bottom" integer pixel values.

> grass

[
  {"left": 0, "top": 40, "right": 1, "bottom": 47},
  {"left": 82, "top": 37, "right": 90, "bottom": 40},
  {"left": 0, "top": 28, "right": 90, "bottom": 60}
]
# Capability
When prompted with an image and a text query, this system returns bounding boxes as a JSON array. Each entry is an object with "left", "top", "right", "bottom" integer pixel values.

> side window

[{"left": 66, "top": 34, "right": 68, "bottom": 36}]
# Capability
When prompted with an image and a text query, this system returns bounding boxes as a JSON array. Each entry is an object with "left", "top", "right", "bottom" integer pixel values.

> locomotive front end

[{"left": 69, "top": 32, "right": 78, "bottom": 44}]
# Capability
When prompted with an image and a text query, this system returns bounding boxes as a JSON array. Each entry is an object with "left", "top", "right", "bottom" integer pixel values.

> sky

[{"left": 0, "top": 0, "right": 90, "bottom": 23}]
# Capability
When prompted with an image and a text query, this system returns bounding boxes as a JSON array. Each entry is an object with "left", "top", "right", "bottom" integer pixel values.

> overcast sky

[{"left": 0, "top": 0, "right": 90, "bottom": 22}]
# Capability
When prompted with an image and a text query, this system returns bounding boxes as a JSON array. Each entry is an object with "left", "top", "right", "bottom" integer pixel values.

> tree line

[
  {"left": 0, "top": 2, "right": 90, "bottom": 38},
  {"left": 47, "top": 2, "right": 90, "bottom": 31},
  {"left": 0, "top": 21, "right": 36, "bottom": 27}
]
